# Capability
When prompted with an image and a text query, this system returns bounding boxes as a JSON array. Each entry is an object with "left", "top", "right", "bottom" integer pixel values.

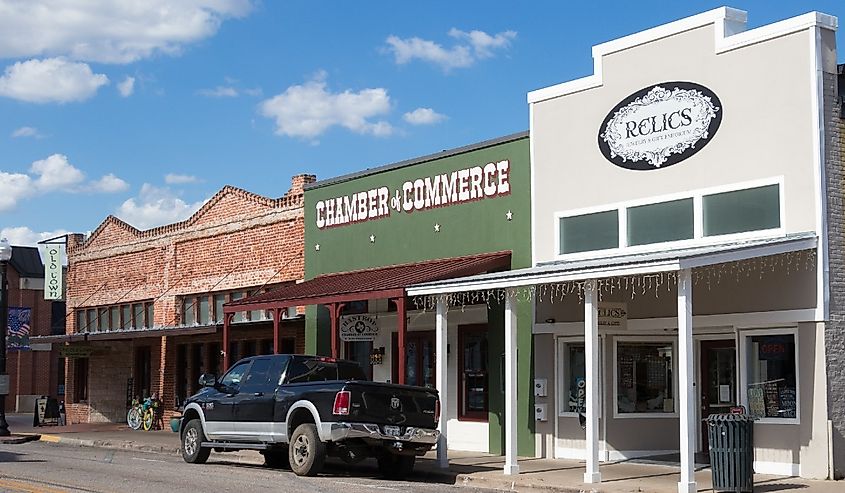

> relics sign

[
  {"left": 598, "top": 302, "right": 627, "bottom": 330},
  {"left": 315, "top": 160, "right": 511, "bottom": 229},
  {"left": 598, "top": 82, "right": 722, "bottom": 170},
  {"left": 42, "top": 244, "right": 64, "bottom": 300},
  {"left": 7, "top": 307, "right": 31, "bottom": 351},
  {"left": 339, "top": 314, "right": 379, "bottom": 342}
]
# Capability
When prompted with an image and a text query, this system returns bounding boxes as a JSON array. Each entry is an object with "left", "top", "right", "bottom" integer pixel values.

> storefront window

[
  {"left": 121, "top": 305, "right": 131, "bottom": 330},
  {"left": 98, "top": 308, "right": 108, "bottom": 331},
  {"left": 616, "top": 341, "right": 674, "bottom": 415},
  {"left": 133, "top": 304, "right": 144, "bottom": 329},
  {"left": 76, "top": 310, "right": 86, "bottom": 332},
  {"left": 627, "top": 198, "right": 693, "bottom": 246},
  {"left": 559, "top": 341, "right": 587, "bottom": 413},
  {"left": 110, "top": 307, "right": 119, "bottom": 330},
  {"left": 146, "top": 303, "right": 154, "bottom": 328},
  {"left": 182, "top": 298, "right": 195, "bottom": 326},
  {"left": 745, "top": 333, "right": 797, "bottom": 420},
  {"left": 214, "top": 294, "right": 226, "bottom": 323},
  {"left": 198, "top": 296, "right": 210, "bottom": 325},
  {"left": 559, "top": 210, "right": 618, "bottom": 254},
  {"left": 703, "top": 184, "right": 780, "bottom": 236},
  {"left": 231, "top": 292, "right": 245, "bottom": 322},
  {"left": 459, "top": 325, "right": 488, "bottom": 420}
]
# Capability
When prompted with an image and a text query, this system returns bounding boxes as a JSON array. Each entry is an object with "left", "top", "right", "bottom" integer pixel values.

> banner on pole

[
  {"left": 8, "top": 306, "right": 31, "bottom": 351},
  {"left": 43, "top": 244, "right": 63, "bottom": 300}
]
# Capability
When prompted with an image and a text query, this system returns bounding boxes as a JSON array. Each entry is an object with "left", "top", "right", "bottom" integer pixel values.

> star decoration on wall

[
  {"left": 506, "top": 210, "right": 513, "bottom": 221},
  {"left": 434, "top": 223, "right": 441, "bottom": 232},
  {"left": 314, "top": 244, "right": 320, "bottom": 251},
  {"left": 369, "top": 234, "right": 376, "bottom": 243}
]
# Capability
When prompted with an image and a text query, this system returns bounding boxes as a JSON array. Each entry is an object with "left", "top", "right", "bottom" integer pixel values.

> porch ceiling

[{"left": 406, "top": 232, "right": 817, "bottom": 295}]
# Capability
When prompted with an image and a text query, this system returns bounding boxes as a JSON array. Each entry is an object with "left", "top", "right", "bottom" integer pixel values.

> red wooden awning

[{"left": 223, "top": 250, "right": 512, "bottom": 313}]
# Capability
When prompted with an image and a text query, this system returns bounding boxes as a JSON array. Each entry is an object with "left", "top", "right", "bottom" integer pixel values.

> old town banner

[{"left": 42, "top": 243, "right": 64, "bottom": 300}]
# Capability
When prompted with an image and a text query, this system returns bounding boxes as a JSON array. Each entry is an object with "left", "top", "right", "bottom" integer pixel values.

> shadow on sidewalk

[{"left": 0, "top": 450, "right": 46, "bottom": 464}]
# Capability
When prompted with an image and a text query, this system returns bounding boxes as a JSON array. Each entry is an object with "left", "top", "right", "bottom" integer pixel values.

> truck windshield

[{"left": 286, "top": 358, "right": 367, "bottom": 383}]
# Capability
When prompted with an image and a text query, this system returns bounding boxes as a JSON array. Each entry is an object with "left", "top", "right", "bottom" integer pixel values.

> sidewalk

[{"left": 3, "top": 414, "right": 841, "bottom": 492}]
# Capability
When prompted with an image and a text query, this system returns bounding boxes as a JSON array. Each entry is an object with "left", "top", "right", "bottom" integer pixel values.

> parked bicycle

[
  {"left": 127, "top": 393, "right": 164, "bottom": 431},
  {"left": 127, "top": 398, "right": 143, "bottom": 430}
]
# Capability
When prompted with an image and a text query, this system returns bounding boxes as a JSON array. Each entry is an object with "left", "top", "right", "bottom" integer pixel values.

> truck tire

[
  {"left": 181, "top": 419, "right": 211, "bottom": 464},
  {"left": 288, "top": 423, "right": 325, "bottom": 476},
  {"left": 262, "top": 447, "right": 290, "bottom": 469},
  {"left": 377, "top": 454, "right": 415, "bottom": 479}
]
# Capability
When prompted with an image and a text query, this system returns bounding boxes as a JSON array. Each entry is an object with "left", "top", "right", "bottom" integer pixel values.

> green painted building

[{"left": 303, "top": 132, "right": 534, "bottom": 456}]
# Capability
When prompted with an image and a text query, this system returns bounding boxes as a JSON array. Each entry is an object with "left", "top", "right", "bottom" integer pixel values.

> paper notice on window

[{"left": 719, "top": 385, "right": 731, "bottom": 403}]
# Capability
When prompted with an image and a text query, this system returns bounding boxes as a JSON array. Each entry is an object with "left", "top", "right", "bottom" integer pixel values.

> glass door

[{"left": 700, "top": 340, "right": 737, "bottom": 449}]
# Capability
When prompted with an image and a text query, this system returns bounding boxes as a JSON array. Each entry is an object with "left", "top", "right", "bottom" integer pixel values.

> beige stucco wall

[{"left": 531, "top": 23, "right": 819, "bottom": 264}]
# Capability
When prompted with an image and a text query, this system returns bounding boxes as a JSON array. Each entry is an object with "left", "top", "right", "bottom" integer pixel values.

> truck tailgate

[{"left": 345, "top": 382, "right": 438, "bottom": 429}]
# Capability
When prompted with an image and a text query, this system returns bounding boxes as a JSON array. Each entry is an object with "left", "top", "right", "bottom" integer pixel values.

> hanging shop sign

[
  {"left": 339, "top": 314, "right": 380, "bottom": 342},
  {"left": 598, "top": 302, "right": 627, "bottom": 330},
  {"left": 42, "top": 243, "right": 64, "bottom": 300},
  {"left": 315, "top": 160, "right": 511, "bottom": 229},
  {"left": 598, "top": 81, "right": 722, "bottom": 170},
  {"left": 58, "top": 344, "right": 95, "bottom": 358}
]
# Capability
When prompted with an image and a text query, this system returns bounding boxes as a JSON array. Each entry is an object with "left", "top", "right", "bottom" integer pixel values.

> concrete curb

[
  {"left": 36, "top": 434, "right": 181, "bottom": 455},
  {"left": 454, "top": 473, "right": 590, "bottom": 493}
]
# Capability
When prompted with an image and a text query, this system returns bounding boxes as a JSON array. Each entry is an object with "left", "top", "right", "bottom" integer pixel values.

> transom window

[{"left": 556, "top": 180, "right": 782, "bottom": 257}]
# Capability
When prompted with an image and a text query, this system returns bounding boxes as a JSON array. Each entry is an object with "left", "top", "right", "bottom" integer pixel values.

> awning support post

[
  {"left": 329, "top": 303, "right": 340, "bottom": 358},
  {"left": 222, "top": 313, "right": 233, "bottom": 371},
  {"left": 584, "top": 279, "right": 601, "bottom": 484},
  {"left": 435, "top": 296, "right": 448, "bottom": 468},
  {"left": 273, "top": 307, "right": 281, "bottom": 354},
  {"left": 678, "top": 268, "right": 696, "bottom": 493},
  {"left": 395, "top": 296, "right": 407, "bottom": 385},
  {"left": 504, "top": 288, "right": 519, "bottom": 475}
]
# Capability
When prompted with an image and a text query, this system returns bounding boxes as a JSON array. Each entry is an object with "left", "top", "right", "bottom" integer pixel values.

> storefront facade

[
  {"left": 301, "top": 133, "right": 534, "bottom": 456},
  {"left": 407, "top": 6, "right": 840, "bottom": 485},
  {"left": 57, "top": 177, "right": 311, "bottom": 423}
]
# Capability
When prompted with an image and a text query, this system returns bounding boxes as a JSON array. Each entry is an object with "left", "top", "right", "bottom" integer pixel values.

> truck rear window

[{"left": 286, "top": 358, "right": 367, "bottom": 383}]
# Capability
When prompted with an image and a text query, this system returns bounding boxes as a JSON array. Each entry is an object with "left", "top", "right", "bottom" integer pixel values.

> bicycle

[
  {"left": 127, "top": 398, "right": 143, "bottom": 430},
  {"left": 141, "top": 394, "right": 163, "bottom": 431}
]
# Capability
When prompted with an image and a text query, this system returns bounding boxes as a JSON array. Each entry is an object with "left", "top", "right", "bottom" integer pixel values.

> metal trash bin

[{"left": 707, "top": 413, "right": 755, "bottom": 493}]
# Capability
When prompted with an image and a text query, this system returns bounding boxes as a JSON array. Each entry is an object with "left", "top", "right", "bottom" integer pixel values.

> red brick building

[
  {"left": 4, "top": 246, "right": 65, "bottom": 413},
  {"left": 57, "top": 175, "right": 312, "bottom": 423}
]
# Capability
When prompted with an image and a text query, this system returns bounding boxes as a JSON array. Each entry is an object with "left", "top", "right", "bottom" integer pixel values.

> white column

[
  {"left": 435, "top": 296, "right": 449, "bottom": 469},
  {"left": 504, "top": 288, "right": 519, "bottom": 475},
  {"left": 677, "top": 269, "right": 696, "bottom": 493},
  {"left": 584, "top": 279, "right": 601, "bottom": 484}
]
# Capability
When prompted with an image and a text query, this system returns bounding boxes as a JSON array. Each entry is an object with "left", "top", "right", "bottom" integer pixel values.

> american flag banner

[{"left": 8, "top": 307, "right": 31, "bottom": 351}]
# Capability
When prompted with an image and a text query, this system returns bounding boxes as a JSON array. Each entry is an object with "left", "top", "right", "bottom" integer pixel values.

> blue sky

[{"left": 1, "top": 1, "right": 843, "bottom": 246}]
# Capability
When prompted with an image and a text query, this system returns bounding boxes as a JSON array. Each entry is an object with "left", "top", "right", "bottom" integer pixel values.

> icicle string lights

[{"left": 411, "top": 249, "right": 816, "bottom": 310}]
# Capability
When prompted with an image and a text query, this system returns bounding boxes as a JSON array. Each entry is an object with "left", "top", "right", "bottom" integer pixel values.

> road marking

[
  {"left": 38, "top": 435, "right": 61, "bottom": 443},
  {"left": 131, "top": 457, "right": 167, "bottom": 463},
  {"left": 331, "top": 480, "right": 398, "bottom": 491}
]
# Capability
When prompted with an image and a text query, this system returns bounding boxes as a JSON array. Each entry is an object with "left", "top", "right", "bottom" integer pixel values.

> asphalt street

[{"left": 0, "top": 442, "right": 495, "bottom": 493}]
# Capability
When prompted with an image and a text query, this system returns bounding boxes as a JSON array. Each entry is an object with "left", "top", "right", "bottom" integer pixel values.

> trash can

[{"left": 707, "top": 413, "right": 755, "bottom": 493}]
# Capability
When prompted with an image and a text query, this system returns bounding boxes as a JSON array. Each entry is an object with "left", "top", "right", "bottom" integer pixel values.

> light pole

[{"left": 0, "top": 237, "right": 12, "bottom": 436}]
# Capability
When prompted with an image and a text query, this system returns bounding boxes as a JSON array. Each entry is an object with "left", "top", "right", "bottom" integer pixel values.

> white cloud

[
  {"left": 90, "top": 173, "right": 129, "bottom": 193},
  {"left": 0, "top": 58, "right": 108, "bottom": 103},
  {"left": 0, "top": 1, "right": 254, "bottom": 64},
  {"left": 0, "top": 226, "right": 68, "bottom": 247},
  {"left": 259, "top": 72, "right": 393, "bottom": 139},
  {"left": 116, "top": 184, "right": 205, "bottom": 230},
  {"left": 11, "top": 126, "right": 42, "bottom": 138},
  {"left": 30, "top": 154, "right": 85, "bottom": 190},
  {"left": 164, "top": 173, "right": 199, "bottom": 185},
  {"left": 384, "top": 28, "right": 516, "bottom": 71},
  {"left": 198, "top": 86, "right": 239, "bottom": 98},
  {"left": 0, "top": 153, "right": 128, "bottom": 212},
  {"left": 403, "top": 107, "right": 447, "bottom": 125},
  {"left": 117, "top": 76, "right": 135, "bottom": 97}
]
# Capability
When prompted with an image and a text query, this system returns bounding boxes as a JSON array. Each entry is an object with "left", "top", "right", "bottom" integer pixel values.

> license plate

[{"left": 384, "top": 425, "right": 401, "bottom": 437}]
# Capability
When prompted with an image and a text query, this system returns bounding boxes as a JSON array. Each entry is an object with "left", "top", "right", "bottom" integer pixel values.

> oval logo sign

[{"left": 598, "top": 81, "right": 722, "bottom": 170}]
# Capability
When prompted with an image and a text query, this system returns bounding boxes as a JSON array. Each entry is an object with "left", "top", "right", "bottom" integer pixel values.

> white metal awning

[{"left": 406, "top": 233, "right": 817, "bottom": 296}]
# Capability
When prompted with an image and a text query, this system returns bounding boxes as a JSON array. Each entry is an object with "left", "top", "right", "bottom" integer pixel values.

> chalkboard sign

[
  {"left": 764, "top": 381, "right": 780, "bottom": 417},
  {"left": 619, "top": 356, "right": 634, "bottom": 389},
  {"left": 779, "top": 388, "right": 796, "bottom": 418}
]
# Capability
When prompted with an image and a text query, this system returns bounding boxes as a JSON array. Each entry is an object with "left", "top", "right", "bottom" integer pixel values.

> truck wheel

[
  {"left": 262, "top": 447, "right": 290, "bottom": 469},
  {"left": 288, "top": 423, "right": 325, "bottom": 476},
  {"left": 377, "top": 454, "right": 416, "bottom": 479},
  {"left": 181, "top": 419, "right": 211, "bottom": 464}
]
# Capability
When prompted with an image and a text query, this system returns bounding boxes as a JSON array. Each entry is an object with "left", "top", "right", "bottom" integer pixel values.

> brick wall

[
  {"left": 3, "top": 257, "right": 59, "bottom": 412},
  {"left": 63, "top": 174, "right": 312, "bottom": 422},
  {"left": 826, "top": 67, "right": 845, "bottom": 479}
]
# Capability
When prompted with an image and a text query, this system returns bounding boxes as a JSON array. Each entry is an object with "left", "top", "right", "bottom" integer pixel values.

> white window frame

[
  {"left": 613, "top": 336, "right": 679, "bottom": 419},
  {"left": 553, "top": 176, "right": 786, "bottom": 261},
  {"left": 738, "top": 326, "right": 800, "bottom": 425},
  {"left": 556, "top": 337, "right": 603, "bottom": 417}
]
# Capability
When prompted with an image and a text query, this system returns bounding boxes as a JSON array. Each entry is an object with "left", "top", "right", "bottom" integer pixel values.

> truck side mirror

[{"left": 199, "top": 374, "right": 217, "bottom": 387}]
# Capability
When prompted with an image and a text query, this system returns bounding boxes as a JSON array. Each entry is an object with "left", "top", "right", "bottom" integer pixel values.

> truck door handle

[{"left": 253, "top": 392, "right": 264, "bottom": 397}]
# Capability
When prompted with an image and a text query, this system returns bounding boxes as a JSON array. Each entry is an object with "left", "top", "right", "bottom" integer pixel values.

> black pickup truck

[{"left": 179, "top": 354, "right": 441, "bottom": 478}]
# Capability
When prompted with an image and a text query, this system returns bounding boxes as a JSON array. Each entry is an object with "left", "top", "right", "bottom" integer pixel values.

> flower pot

[{"left": 170, "top": 416, "right": 181, "bottom": 433}]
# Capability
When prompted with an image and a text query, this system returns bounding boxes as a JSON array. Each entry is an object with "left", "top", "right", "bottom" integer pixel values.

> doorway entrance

[
  {"left": 699, "top": 339, "right": 737, "bottom": 449},
  {"left": 392, "top": 331, "right": 435, "bottom": 387}
]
